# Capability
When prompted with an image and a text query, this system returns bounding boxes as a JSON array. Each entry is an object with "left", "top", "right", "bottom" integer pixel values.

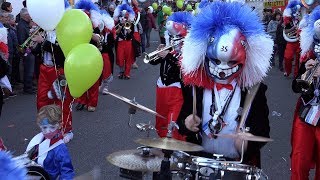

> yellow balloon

[
  {"left": 56, "top": 9, "right": 93, "bottom": 57},
  {"left": 65, "top": 44, "right": 103, "bottom": 98}
]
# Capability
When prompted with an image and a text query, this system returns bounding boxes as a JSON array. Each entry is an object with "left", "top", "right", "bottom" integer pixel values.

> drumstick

[
  {"left": 237, "top": 83, "right": 260, "bottom": 132},
  {"left": 193, "top": 86, "right": 197, "bottom": 121}
]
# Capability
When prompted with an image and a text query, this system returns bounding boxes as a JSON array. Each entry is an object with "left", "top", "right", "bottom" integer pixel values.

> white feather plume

[
  {"left": 90, "top": 10, "right": 104, "bottom": 30},
  {"left": 0, "top": 28, "right": 7, "bottom": 44},
  {"left": 181, "top": 32, "right": 208, "bottom": 76},
  {"left": 240, "top": 34, "right": 273, "bottom": 88},
  {"left": 300, "top": 18, "right": 314, "bottom": 55},
  {"left": 102, "top": 13, "right": 115, "bottom": 30}
]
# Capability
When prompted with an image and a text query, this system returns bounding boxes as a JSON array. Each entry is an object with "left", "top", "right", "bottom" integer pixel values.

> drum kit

[{"left": 106, "top": 91, "right": 272, "bottom": 180}]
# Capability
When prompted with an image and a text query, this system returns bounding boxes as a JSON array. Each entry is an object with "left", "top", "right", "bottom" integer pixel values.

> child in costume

[
  {"left": 178, "top": 1, "right": 273, "bottom": 167},
  {"left": 148, "top": 12, "right": 192, "bottom": 140},
  {"left": 26, "top": 104, "right": 74, "bottom": 180},
  {"left": 37, "top": 0, "right": 74, "bottom": 143}
]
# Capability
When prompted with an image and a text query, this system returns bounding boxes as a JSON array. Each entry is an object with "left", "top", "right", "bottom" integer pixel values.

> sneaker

[
  {"left": 118, "top": 72, "right": 124, "bottom": 79},
  {"left": 88, "top": 106, "right": 96, "bottom": 112},
  {"left": 132, "top": 62, "right": 138, "bottom": 69},
  {"left": 102, "top": 86, "right": 109, "bottom": 95},
  {"left": 63, "top": 131, "right": 74, "bottom": 143},
  {"left": 75, "top": 103, "right": 85, "bottom": 111},
  {"left": 124, "top": 76, "right": 130, "bottom": 80},
  {"left": 9, "top": 92, "right": 17, "bottom": 98},
  {"left": 284, "top": 72, "right": 289, "bottom": 77}
]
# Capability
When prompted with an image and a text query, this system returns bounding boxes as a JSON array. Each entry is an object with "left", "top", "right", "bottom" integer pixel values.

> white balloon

[{"left": 27, "top": 0, "right": 65, "bottom": 31}]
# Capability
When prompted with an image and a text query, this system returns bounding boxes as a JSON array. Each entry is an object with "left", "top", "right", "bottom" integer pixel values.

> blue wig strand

[
  {"left": 199, "top": 0, "right": 210, "bottom": 9},
  {"left": 117, "top": 4, "right": 135, "bottom": 15},
  {"left": 0, "top": 151, "right": 27, "bottom": 180},
  {"left": 190, "top": 2, "right": 264, "bottom": 42},
  {"left": 308, "top": 6, "right": 320, "bottom": 28},
  {"left": 286, "top": 0, "right": 302, "bottom": 9},
  {"left": 0, "top": 23, "right": 4, "bottom": 28},
  {"left": 167, "top": 12, "right": 193, "bottom": 27},
  {"left": 75, "top": 0, "right": 100, "bottom": 12},
  {"left": 64, "top": 0, "right": 70, "bottom": 9}
]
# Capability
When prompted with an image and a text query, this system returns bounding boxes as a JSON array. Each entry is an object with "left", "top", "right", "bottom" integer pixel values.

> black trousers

[{"left": 278, "top": 43, "right": 286, "bottom": 69}]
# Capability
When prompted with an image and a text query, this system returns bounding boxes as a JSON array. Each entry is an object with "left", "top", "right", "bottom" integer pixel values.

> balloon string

[{"left": 62, "top": 97, "right": 75, "bottom": 135}]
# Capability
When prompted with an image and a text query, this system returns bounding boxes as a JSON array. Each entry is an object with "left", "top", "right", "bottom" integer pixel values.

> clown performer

[
  {"left": 291, "top": 5, "right": 320, "bottom": 179},
  {"left": 147, "top": 12, "right": 192, "bottom": 140},
  {"left": 114, "top": 3, "right": 135, "bottom": 79},
  {"left": 283, "top": 0, "right": 305, "bottom": 78},
  {"left": 100, "top": 11, "right": 115, "bottom": 95},
  {"left": 26, "top": 105, "right": 74, "bottom": 179},
  {"left": 177, "top": 1, "right": 273, "bottom": 167},
  {"left": 75, "top": 0, "right": 105, "bottom": 112},
  {"left": 36, "top": 1, "right": 74, "bottom": 143},
  {"left": 0, "top": 23, "right": 10, "bottom": 117}
]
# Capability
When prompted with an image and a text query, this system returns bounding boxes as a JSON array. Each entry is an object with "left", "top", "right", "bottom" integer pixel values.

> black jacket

[
  {"left": 177, "top": 83, "right": 270, "bottom": 167},
  {"left": 149, "top": 53, "right": 181, "bottom": 86},
  {"left": 116, "top": 25, "right": 134, "bottom": 41},
  {"left": 42, "top": 40, "right": 65, "bottom": 68}
]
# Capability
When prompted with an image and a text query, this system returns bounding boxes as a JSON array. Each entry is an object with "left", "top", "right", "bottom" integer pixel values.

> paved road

[{"left": 0, "top": 31, "right": 303, "bottom": 179}]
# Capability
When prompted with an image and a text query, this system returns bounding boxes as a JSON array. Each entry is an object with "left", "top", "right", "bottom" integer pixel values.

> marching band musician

[
  {"left": 283, "top": 0, "right": 303, "bottom": 78},
  {"left": 100, "top": 12, "right": 115, "bottom": 95},
  {"left": 75, "top": 0, "right": 105, "bottom": 112},
  {"left": 177, "top": 1, "right": 273, "bottom": 167},
  {"left": 114, "top": 3, "right": 135, "bottom": 79},
  {"left": 291, "top": 5, "right": 320, "bottom": 179},
  {"left": 148, "top": 12, "right": 192, "bottom": 140},
  {"left": 37, "top": 1, "right": 74, "bottom": 143}
]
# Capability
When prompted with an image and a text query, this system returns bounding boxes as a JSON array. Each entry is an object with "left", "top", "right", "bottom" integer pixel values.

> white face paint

[{"left": 40, "top": 123, "right": 59, "bottom": 135}]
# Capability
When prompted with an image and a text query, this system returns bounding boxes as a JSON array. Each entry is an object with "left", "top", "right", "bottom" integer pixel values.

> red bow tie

[{"left": 216, "top": 83, "right": 233, "bottom": 91}]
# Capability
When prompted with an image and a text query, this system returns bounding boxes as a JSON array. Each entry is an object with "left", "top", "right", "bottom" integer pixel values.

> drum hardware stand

[
  {"left": 128, "top": 97, "right": 138, "bottom": 127},
  {"left": 158, "top": 116, "right": 179, "bottom": 180},
  {"left": 136, "top": 121, "right": 157, "bottom": 137}
]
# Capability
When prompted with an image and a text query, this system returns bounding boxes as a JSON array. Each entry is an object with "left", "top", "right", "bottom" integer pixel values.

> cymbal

[
  {"left": 107, "top": 92, "right": 166, "bottom": 119},
  {"left": 107, "top": 148, "right": 168, "bottom": 172},
  {"left": 214, "top": 132, "right": 273, "bottom": 142},
  {"left": 135, "top": 138, "right": 204, "bottom": 152}
]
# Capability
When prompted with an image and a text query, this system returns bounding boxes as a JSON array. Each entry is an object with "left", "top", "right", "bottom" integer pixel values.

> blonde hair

[{"left": 37, "top": 105, "right": 62, "bottom": 125}]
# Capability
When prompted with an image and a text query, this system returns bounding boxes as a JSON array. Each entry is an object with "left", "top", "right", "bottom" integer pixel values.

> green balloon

[
  {"left": 65, "top": 44, "right": 103, "bottom": 98},
  {"left": 176, "top": 0, "right": 183, "bottom": 9},
  {"left": 56, "top": 9, "right": 93, "bottom": 57},
  {"left": 152, "top": 2, "right": 158, "bottom": 10},
  {"left": 163, "top": 5, "right": 172, "bottom": 15},
  {"left": 195, "top": 2, "right": 200, "bottom": 8}
]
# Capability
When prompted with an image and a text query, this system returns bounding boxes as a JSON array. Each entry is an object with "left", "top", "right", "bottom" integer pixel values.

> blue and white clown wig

[
  {"left": 166, "top": 12, "right": 193, "bottom": 37},
  {"left": 0, "top": 151, "right": 27, "bottom": 180},
  {"left": 101, "top": 11, "right": 115, "bottom": 31},
  {"left": 75, "top": 0, "right": 103, "bottom": 30},
  {"left": 300, "top": 6, "right": 320, "bottom": 56},
  {"left": 181, "top": 1, "right": 273, "bottom": 89},
  {"left": 283, "top": 0, "right": 303, "bottom": 20},
  {"left": 114, "top": 4, "right": 135, "bottom": 22}
]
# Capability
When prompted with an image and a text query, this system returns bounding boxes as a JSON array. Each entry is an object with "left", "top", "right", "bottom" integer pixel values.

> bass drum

[{"left": 26, "top": 165, "right": 51, "bottom": 180}]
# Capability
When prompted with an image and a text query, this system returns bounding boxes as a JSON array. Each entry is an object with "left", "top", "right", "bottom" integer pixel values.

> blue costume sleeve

[{"left": 56, "top": 144, "right": 75, "bottom": 180}]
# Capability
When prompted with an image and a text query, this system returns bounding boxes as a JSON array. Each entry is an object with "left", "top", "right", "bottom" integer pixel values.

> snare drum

[{"left": 190, "top": 157, "right": 268, "bottom": 180}]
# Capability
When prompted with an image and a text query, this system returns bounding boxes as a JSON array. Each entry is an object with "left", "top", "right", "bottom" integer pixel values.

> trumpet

[
  {"left": 143, "top": 37, "right": 184, "bottom": 63},
  {"left": 296, "top": 61, "right": 320, "bottom": 93},
  {"left": 17, "top": 26, "right": 42, "bottom": 55},
  {"left": 143, "top": 45, "right": 174, "bottom": 63},
  {"left": 115, "top": 21, "right": 132, "bottom": 32}
]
